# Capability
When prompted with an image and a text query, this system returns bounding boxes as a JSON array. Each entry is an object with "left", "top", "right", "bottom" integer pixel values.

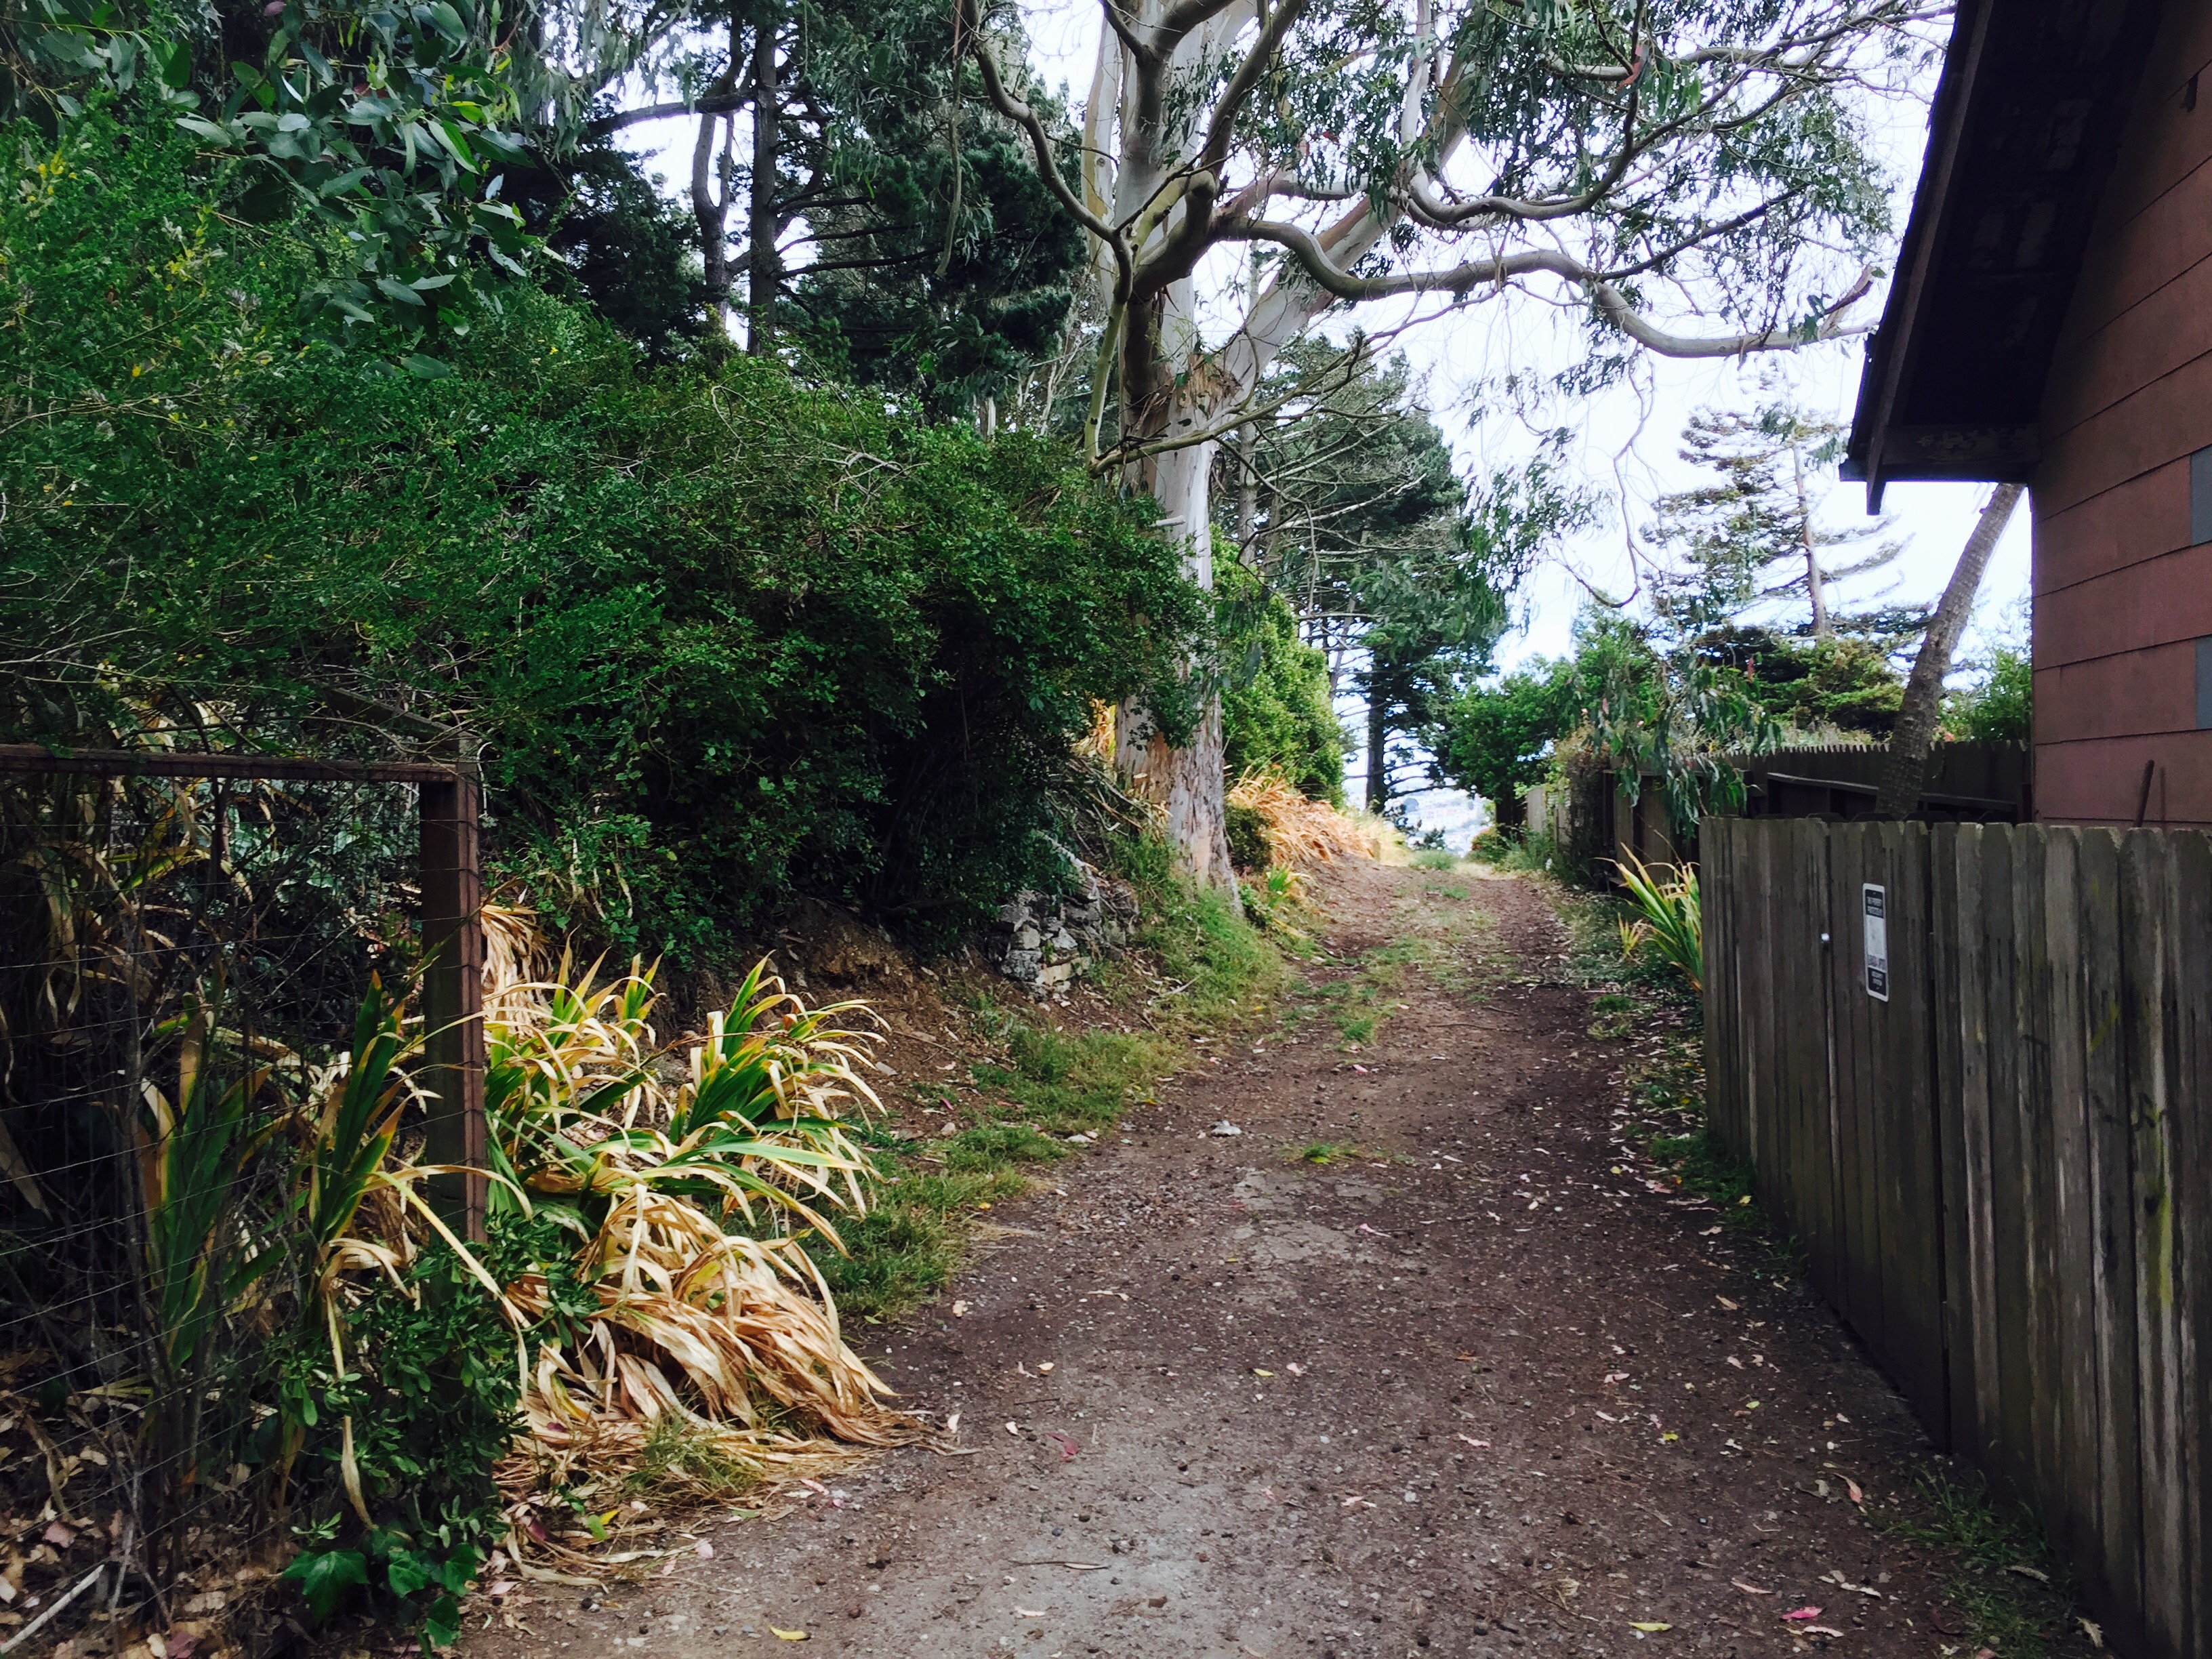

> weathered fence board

[
  {"left": 2173, "top": 832, "right": 2212, "bottom": 1649},
  {"left": 1881, "top": 822, "right": 1947, "bottom": 1433},
  {"left": 1704, "top": 818, "right": 2212, "bottom": 1659},
  {"left": 2080, "top": 827, "right": 2142, "bottom": 1631}
]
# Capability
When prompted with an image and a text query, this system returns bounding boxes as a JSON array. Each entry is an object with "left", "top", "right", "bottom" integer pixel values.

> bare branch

[
  {"left": 1154, "top": 0, "right": 1250, "bottom": 56},
  {"left": 1233, "top": 220, "right": 1877, "bottom": 356},
  {"left": 1198, "top": 0, "right": 1309, "bottom": 179},
  {"left": 588, "top": 89, "right": 752, "bottom": 136},
  {"left": 1099, "top": 1, "right": 1147, "bottom": 63},
  {"left": 960, "top": 5, "right": 1132, "bottom": 285}
]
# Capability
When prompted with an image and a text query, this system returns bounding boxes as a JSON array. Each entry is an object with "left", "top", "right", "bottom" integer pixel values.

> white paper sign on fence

[{"left": 1862, "top": 883, "right": 1889, "bottom": 1002}]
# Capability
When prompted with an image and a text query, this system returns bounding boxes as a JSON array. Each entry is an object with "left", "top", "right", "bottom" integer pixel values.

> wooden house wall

[{"left": 2033, "top": 2, "right": 2212, "bottom": 825}]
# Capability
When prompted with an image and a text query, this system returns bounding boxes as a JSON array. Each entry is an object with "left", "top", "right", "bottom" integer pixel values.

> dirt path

[{"left": 482, "top": 866, "right": 1972, "bottom": 1658}]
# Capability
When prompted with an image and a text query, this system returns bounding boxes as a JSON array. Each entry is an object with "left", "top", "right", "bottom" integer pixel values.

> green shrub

[
  {"left": 0, "top": 108, "right": 1205, "bottom": 961},
  {"left": 1217, "top": 559, "right": 1346, "bottom": 803},
  {"left": 1225, "top": 801, "right": 1271, "bottom": 869},
  {"left": 1944, "top": 647, "right": 2031, "bottom": 744}
]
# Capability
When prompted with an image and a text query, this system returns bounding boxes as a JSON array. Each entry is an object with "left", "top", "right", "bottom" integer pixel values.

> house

[{"left": 1843, "top": 0, "right": 2212, "bottom": 826}]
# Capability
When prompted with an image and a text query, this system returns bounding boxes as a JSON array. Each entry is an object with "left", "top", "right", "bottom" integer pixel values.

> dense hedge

[{"left": 1, "top": 111, "right": 1204, "bottom": 957}]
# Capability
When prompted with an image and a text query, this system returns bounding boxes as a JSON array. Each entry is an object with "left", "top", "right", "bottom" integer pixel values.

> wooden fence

[{"left": 1702, "top": 817, "right": 2212, "bottom": 1659}]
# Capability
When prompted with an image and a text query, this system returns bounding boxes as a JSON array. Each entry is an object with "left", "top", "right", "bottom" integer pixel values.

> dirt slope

[{"left": 473, "top": 864, "right": 1993, "bottom": 1658}]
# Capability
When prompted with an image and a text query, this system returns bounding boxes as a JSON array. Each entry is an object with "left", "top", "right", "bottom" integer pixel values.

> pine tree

[{"left": 1646, "top": 404, "right": 1902, "bottom": 642}]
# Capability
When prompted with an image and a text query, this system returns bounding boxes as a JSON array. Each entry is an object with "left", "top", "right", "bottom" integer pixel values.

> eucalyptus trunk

[{"left": 1112, "top": 302, "right": 1240, "bottom": 893}]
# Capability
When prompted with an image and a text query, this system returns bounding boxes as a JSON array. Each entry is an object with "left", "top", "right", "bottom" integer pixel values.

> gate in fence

[{"left": 1702, "top": 817, "right": 2212, "bottom": 1659}]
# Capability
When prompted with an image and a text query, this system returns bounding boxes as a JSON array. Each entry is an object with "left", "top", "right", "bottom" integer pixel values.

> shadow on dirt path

[{"left": 475, "top": 864, "right": 1975, "bottom": 1658}]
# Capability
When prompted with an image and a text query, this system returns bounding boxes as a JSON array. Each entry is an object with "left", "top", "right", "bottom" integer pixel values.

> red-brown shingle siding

[
  {"left": 2032, "top": 457, "right": 2187, "bottom": 595},
  {"left": 2055, "top": 154, "right": 2212, "bottom": 335},
  {"left": 2034, "top": 544, "right": 2212, "bottom": 667},
  {"left": 2032, "top": 6, "right": 2212, "bottom": 825},
  {"left": 2035, "top": 731, "right": 2212, "bottom": 825},
  {"left": 2041, "top": 243, "right": 2212, "bottom": 434},
  {"left": 2034, "top": 642, "right": 2199, "bottom": 745},
  {"left": 2035, "top": 350, "right": 2212, "bottom": 517}
]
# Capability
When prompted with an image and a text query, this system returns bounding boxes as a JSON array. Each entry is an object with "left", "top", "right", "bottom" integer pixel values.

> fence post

[{"left": 418, "top": 769, "right": 487, "bottom": 1244}]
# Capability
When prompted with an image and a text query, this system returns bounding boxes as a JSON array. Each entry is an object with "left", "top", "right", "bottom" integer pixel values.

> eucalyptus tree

[{"left": 958, "top": 0, "right": 1929, "bottom": 886}]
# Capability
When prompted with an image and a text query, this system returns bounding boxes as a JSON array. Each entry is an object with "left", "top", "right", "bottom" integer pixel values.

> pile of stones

[{"left": 989, "top": 866, "right": 1139, "bottom": 997}]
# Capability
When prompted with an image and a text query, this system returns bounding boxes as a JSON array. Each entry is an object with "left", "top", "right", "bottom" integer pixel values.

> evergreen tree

[
  {"left": 1646, "top": 405, "right": 1903, "bottom": 641},
  {"left": 1212, "top": 345, "right": 1579, "bottom": 814}
]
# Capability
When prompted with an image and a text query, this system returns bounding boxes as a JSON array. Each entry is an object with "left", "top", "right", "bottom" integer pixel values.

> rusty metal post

[{"left": 417, "top": 769, "right": 487, "bottom": 1243}]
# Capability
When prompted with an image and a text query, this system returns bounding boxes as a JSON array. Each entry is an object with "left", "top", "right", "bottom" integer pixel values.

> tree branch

[
  {"left": 960, "top": 3, "right": 1132, "bottom": 287},
  {"left": 1231, "top": 220, "right": 1875, "bottom": 356},
  {"left": 1134, "top": 0, "right": 1309, "bottom": 298},
  {"left": 588, "top": 89, "right": 750, "bottom": 136},
  {"left": 1154, "top": 0, "right": 1250, "bottom": 56},
  {"left": 1198, "top": 0, "right": 1308, "bottom": 179}
]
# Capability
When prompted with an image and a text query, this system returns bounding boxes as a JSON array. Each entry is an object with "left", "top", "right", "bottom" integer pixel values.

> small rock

[{"left": 1210, "top": 1121, "right": 1243, "bottom": 1136}]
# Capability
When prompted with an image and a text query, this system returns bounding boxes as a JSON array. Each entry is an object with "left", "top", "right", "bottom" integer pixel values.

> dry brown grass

[
  {"left": 1228, "top": 768, "right": 1378, "bottom": 867},
  {"left": 409, "top": 930, "right": 939, "bottom": 1573}
]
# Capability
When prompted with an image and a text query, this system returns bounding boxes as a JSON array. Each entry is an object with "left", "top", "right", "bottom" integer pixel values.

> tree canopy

[{"left": 0, "top": 108, "right": 1202, "bottom": 954}]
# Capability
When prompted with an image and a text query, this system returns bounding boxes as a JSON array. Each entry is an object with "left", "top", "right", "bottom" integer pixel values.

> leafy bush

[
  {"left": 1944, "top": 647, "right": 2031, "bottom": 744},
  {"left": 1225, "top": 801, "right": 1271, "bottom": 870},
  {"left": 1217, "top": 560, "right": 1346, "bottom": 804},
  {"left": 1429, "top": 663, "right": 1576, "bottom": 828},
  {"left": 0, "top": 107, "right": 1204, "bottom": 962},
  {"left": 1732, "top": 630, "right": 1906, "bottom": 737}
]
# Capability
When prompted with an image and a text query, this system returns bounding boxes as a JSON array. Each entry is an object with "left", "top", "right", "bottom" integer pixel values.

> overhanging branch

[{"left": 1233, "top": 220, "right": 1875, "bottom": 357}]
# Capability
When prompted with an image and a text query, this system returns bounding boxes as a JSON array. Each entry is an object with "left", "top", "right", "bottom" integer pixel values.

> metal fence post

[{"left": 418, "top": 769, "right": 488, "bottom": 1243}]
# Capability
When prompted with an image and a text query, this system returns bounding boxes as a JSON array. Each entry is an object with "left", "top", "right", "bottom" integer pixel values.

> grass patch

[
  {"left": 809, "top": 1162, "right": 1029, "bottom": 1323},
  {"left": 1290, "top": 1141, "right": 1391, "bottom": 1166},
  {"left": 811, "top": 833, "right": 1288, "bottom": 1324},
  {"left": 1315, "top": 933, "right": 1431, "bottom": 1046},
  {"left": 1587, "top": 990, "right": 1636, "bottom": 1040},
  {"left": 1137, "top": 872, "right": 1292, "bottom": 1028},
  {"left": 1410, "top": 847, "right": 1460, "bottom": 871},
  {"left": 622, "top": 1415, "right": 766, "bottom": 1503},
  {"left": 1868, "top": 1465, "right": 2084, "bottom": 1656},
  {"left": 1238, "top": 865, "right": 1321, "bottom": 947},
  {"left": 944, "top": 1120, "right": 1069, "bottom": 1169}
]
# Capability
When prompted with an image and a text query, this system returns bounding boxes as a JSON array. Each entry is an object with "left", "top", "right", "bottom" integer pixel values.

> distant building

[{"left": 1843, "top": 0, "right": 2211, "bottom": 825}]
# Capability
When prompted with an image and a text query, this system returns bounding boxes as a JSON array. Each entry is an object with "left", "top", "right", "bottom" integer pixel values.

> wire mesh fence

[{"left": 0, "top": 757, "right": 472, "bottom": 1654}]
